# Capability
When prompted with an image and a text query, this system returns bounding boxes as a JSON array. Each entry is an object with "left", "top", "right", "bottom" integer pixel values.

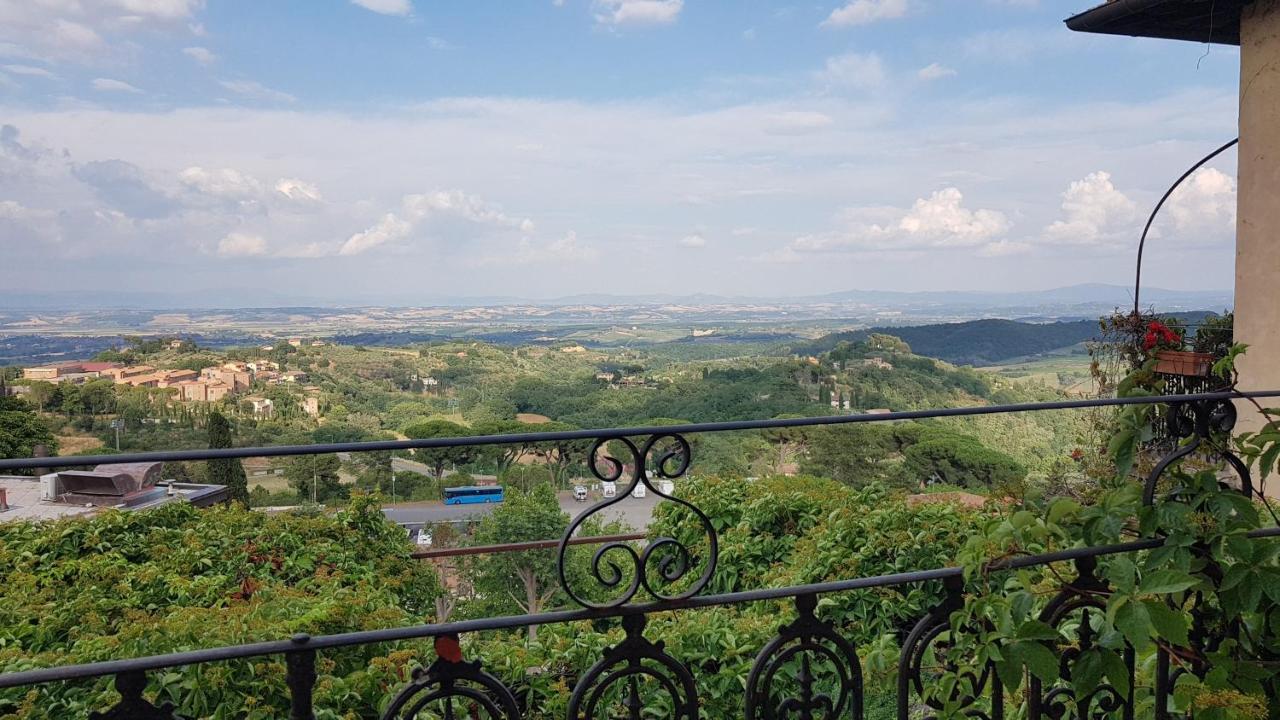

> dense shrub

[{"left": 0, "top": 495, "right": 441, "bottom": 719}]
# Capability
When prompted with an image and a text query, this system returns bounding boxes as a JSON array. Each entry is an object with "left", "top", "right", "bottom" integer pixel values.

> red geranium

[{"left": 1142, "top": 320, "right": 1180, "bottom": 351}]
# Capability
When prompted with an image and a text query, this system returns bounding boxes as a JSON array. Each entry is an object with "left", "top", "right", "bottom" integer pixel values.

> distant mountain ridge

[{"left": 797, "top": 311, "right": 1222, "bottom": 366}]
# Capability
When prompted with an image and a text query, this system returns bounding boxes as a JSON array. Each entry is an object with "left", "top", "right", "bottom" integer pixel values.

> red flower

[{"left": 1142, "top": 321, "right": 1179, "bottom": 351}]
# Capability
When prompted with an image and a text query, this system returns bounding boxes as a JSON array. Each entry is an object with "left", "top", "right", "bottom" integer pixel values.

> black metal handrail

[
  {"left": 1, "top": 389, "right": 1276, "bottom": 471},
  {"left": 2, "top": 390, "right": 1278, "bottom": 719},
  {"left": 3, "top": 526, "right": 1277, "bottom": 691}
]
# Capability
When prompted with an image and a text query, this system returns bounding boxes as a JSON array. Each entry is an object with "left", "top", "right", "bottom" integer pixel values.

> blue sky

[{"left": 0, "top": 0, "right": 1245, "bottom": 305}]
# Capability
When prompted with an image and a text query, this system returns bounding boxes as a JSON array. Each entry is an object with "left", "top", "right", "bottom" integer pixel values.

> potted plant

[{"left": 1144, "top": 319, "right": 1215, "bottom": 377}]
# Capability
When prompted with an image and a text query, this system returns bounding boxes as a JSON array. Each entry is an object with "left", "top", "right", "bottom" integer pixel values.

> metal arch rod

[
  {"left": 1133, "top": 137, "right": 1239, "bottom": 317},
  {"left": 3, "top": 526, "right": 1278, "bottom": 690},
  {"left": 3, "top": 389, "right": 1279, "bottom": 471}
]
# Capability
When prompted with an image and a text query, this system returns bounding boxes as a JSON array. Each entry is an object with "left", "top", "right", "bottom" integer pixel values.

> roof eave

[{"left": 1065, "top": 0, "right": 1249, "bottom": 46}]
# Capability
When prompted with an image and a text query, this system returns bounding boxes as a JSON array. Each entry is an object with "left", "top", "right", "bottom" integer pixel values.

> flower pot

[{"left": 1154, "top": 350, "right": 1215, "bottom": 377}]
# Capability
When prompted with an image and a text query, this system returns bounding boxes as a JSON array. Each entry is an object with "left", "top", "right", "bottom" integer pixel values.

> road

[
  {"left": 388, "top": 457, "right": 497, "bottom": 483},
  {"left": 382, "top": 488, "right": 661, "bottom": 533}
]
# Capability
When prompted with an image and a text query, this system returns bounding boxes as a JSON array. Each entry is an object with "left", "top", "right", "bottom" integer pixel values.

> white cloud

[
  {"left": 52, "top": 20, "right": 106, "bottom": 53},
  {"left": 977, "top": 239, "right": 1031, "bottom": 257},
  {"left": 482, "top": 231, "right": 599, "bottom": 265},
  {"left": 218, "top": 79, "right": 296, "bottom": 103},
  {"left": 1042, "top": 171, "right": 1137, "bottom": 246},
  {"left": 340, "top": 213, "right": 412, "bottom": 256},
  {"left": 1166, "top": 167, "right": 1235, "bottom": 238},
  {"left": 275, "top": 178, "right": 323, "bottom": 203},
  {"left": 0, "top": 1, "right": 200, "bottom": 64},
  {"left": 182, "top": 46, "right": 216, "bottom": 65},
  {"left": 2, "top": 64, "right": 56, "bottom": 78},
  {"left": 179, "top": 166, "right": 263, "bottom": 199},
  {"left": 918, "top": 62, "right": 956, "bottom": 81},
  {"left": 340, "top": 190, "right": 533, "bottom": 256},
  {"left": 217, "top": 232, "right": 267, "bottom": 257},
  {"left": 817, "top": 53, "right": 886, "bottom": 91},
  {"left": 349, "top": 0, "right": 413, "bottom": 16},
  {"left": 545, "top": 231, "right": 598, "bottom": 260},
  {"left": 787, "top": 187, "right": 1010, "bottom": 253},
  {"left": 594, "top": 0, "right": 683, "bottom": 26},
  {"left": 91, "top": 77, "right": 143, "bottom": 93},
  {"left": 109, "top": 0, "right": 205, "bottom": 21},
  {"left": 822, "top": 0, "right": 908, "bottom": 28},
  {"left": 679, "top": 233, "right": 706, "bottom": 248}
]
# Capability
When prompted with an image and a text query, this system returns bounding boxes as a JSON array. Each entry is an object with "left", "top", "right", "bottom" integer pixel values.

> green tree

[
  {"left": 207, "top": 411, "right": 249, "bottom": 504},
  {"left": 402, "top": 419, "right": 476, "bottom": 492},
  {"left": 283, "top": 454, "right": 345, "bottom": 503},
  {"left": 898, "top": 435, "right": 1026, "bottom": 489},
  {"left": 527, "top": 421, "right": 591, "bottom": 488},
  {"left": 467, "top": 484, "right": 568, "bottom": 640},
  {"left": 0, "top": 395, "right": 57, "bottom": 470},
  {"left": 471, "top": 419, "right": 531, "bottom": 475},
  {"left": 22, "top": 381, "right": 58, "bottom": 413},
  {"left": 800, "top": 424, "right": 895, "bottom": 487}
]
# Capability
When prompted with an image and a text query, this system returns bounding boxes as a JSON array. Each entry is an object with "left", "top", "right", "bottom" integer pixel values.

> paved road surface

[{"left": 383, "top": 489, "right": 661, "bottom": 532}]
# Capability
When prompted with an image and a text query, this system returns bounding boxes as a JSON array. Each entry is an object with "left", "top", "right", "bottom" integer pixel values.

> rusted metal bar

[{"left": 411, "top": 532, "right": 645, "bottom": 559}]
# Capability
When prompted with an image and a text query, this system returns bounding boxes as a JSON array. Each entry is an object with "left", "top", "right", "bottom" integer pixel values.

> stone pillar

[{"left": 1236, "top": 0, "right": 1280, "bottom": 477}]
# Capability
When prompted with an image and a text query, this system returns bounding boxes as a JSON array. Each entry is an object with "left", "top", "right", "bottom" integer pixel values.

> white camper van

[{"left": 601, "top": 481, "right": 617, "bottom": 498}]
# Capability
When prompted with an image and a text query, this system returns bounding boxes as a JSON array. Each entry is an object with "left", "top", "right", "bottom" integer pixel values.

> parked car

[
  {"left": 573, "top": 485, "right": 588, "bottom": 502},
  {"left": 601, "top": 481, "right": 617, "bottom": 498},
  {"left": 631, "top": 483, "right": 646, "bottom": 499},
  {"left": 416, "top": 530, "right": 433, "bottom": 547}
]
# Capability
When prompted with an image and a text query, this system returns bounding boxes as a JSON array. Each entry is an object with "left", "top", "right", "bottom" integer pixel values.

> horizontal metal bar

[
  {"left": 3, "top": 526, "right": 1276, "bottom": 689},
  {"left": 411, "top": 533, "right": 646, "bottom": 559},
  {"left": 3, "top": 390, "right": 1276, "bottom": 471}
]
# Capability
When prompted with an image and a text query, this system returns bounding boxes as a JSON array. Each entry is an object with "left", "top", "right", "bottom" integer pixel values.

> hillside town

[{"left": 18, "top": 352, "right": 318, "bottom": 418}]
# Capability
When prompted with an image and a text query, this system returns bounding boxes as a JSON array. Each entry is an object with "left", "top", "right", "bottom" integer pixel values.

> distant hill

[{"left": 797, "top": 312, "right": 1221, "bottom": 366}]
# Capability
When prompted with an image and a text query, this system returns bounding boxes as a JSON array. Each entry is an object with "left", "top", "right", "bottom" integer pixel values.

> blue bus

[{"left": 443, "top": 485, "right": 505, "bottom": 505}]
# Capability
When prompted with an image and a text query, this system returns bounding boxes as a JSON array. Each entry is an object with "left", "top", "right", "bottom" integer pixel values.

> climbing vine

[{"left": 931, "top": 344, "right": 1280, "bottom": 719}]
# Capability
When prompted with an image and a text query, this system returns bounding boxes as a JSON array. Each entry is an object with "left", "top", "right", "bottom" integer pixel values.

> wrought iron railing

[{"left": 0, "top": 391, "right": 1277, "bottom": 719}]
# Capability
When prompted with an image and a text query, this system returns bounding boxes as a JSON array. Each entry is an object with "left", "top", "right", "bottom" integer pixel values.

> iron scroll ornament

[
  {"left": 380, "top": 636, "right": 520, "bottom": 720},
  {"left": 557, "top": 433, "right": 718, "bottom": 609},
  {"left": 1027, "top": 558, "right": 1136, "bottom": 720},
  {"left": 746, "top": 594, "right": 865, "bottom": 720},
  {"left": 1142, "top": 398, "right": 1254, "bottom": 507},
  {"left": 567, "top": 614, "right": 699, "bottom": 720}
]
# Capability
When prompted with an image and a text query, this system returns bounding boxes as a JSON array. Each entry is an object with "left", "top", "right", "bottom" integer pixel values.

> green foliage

[
  {"left": 799, "top": 319, "right": 1100, "bottom": 366},
  {"left": 0, "top": 395, "right": 57, "bottom": 467},
  {"left": 0, "top": 495, "right": 441, "bottom": 718},
  {"left": 282, "top": 454, "right": 346, "bottom": 504},
  {"left": 931, "top": 350, "right": 1280, "bottom": 720},
  {"left": 401, "top": 419, "right": 475, "bottom": 486},
  {"left": 898, "top": 434, "right": 1026, "bottom": 490},
  {"left": 464, "top": 484, "right": 569, "bottom": 623},
  {"left": 206, "top": 411, "right": 248, "bottom": 504}
]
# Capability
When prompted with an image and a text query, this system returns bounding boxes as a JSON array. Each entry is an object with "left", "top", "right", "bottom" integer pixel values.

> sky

[{"left": 0, "top": 0, "right": 1246, "bottom": 306}]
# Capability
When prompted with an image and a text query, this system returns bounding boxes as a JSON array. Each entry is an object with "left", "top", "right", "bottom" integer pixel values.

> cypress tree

[{"left": 207, "top": 412, "right": 248, "bottom": 504}]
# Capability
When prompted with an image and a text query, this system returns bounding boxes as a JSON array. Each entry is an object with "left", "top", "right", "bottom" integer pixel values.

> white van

[
  {"left": 631, "top": 483, "right": 646, "bottom": 499},
  {"left": 601, "top": 481, "right": 617, "bottom": 498},
  {"left": 656, "top": 479, "right": 674, "bottom": 495}
]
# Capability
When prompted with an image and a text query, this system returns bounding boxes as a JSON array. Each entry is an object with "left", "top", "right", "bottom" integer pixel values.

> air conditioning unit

[{"left": 39, "top": 473, "right": 60, "bottom": 501}]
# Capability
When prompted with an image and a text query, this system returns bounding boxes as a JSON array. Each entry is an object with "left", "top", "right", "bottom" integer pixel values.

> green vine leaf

[
  {"left": 1138, "top": 569, "right": 1198, "bottom": 595},
  {"left": 1113, "top": 599, "right": 1152, "bottom": 650},
  {"left": 1014, "top": 620, "right": 1060, "bottom": 642},
  {"left": 1009, "top": 640, "right": 1059, "bottom": 683},
  {"left": 1142, "top": 599, "right": 1189, "bottom": 647}
]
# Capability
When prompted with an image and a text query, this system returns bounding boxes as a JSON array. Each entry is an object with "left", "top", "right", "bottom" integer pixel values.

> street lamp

[
  {"left": 110, "top": 419, "right": 124, "bottom": 451},
  {"left": 391, "top": 471, "right": 397, "bottom": 506}
]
